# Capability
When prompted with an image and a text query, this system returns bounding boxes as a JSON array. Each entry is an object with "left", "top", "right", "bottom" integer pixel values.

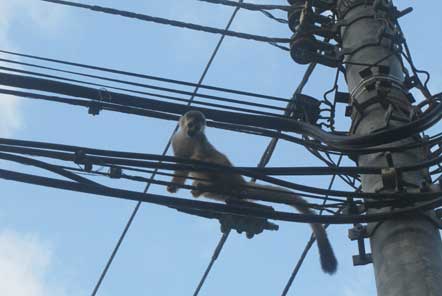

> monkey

[{"left": 167, "top": 110, "right": 337, "bottom": 274}]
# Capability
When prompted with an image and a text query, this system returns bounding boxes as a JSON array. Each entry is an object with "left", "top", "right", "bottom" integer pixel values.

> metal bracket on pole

[
  {"left": 290, "top": 94, "right": 322, "bottom": 124},
  {"left": 348, "top": 223, "right": 373, "bottom": 266}
]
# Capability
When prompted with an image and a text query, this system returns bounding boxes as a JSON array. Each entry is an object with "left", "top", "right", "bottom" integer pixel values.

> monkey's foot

[
  {"left": 191, "top": 189, "right": 203, "bottom": 198},
  {"left": 167, "top": 185, "right": 178, "bottom": 193}
]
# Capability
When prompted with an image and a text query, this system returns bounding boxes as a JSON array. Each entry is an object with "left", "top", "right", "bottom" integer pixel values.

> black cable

[
  {"left": 0, "top": 59, "right": 288, "bottom": 110},
  {"left": 2, "top": 167, "right": 442, "bottom": 224},
  {"left": 193, "top": 231, "right": 231, "bottom": 296},
  {"left": 4, "top": 87, "right": 440, "bottom": 157},
  {"left": 259, "top": 10, "right": 288, "bottom": 24},
  {"left": 199, "top": 0, "right": 289, "bottom": 23},
  {"left": 4, "top": 71, "right": 441, "bottom": 149},
  {"left": 91, "top": 4, "right": 243, "bottom": 295},
  {"left": 4, "top": 138, "right": 442, "bottom": 200},
  {"left": 198, "top": 0, "right": 290, "bottom": 11},
  {"left": 0, "top": 49, "right": 288, "bottom": 102},
  {"left": 4, "top": 69, "right": 442, "bottom": 148},
  {"left": 254, "top": 63, "right": 317, "bottom": 177},
  {"left": 280, "top": 155, "right": 342, "bottom": 296},
  {"left": 0, "top": 66, "right": 285, "bottom": 117},
  {"left": 40, "top": 0, "right": 290, "bottom": 45}
]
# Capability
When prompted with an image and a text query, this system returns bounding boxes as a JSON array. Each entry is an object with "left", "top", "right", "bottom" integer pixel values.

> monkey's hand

[{"left": 167, "top": 184, "right": 179, "bottom": 193}]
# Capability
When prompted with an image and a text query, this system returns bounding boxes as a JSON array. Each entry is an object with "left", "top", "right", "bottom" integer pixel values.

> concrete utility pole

[{"left": 336, "top": 0, "right": 442, "bottom": 295}]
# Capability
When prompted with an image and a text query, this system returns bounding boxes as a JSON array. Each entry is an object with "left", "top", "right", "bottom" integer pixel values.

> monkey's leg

[
  {"left": 167, "top": 170, "right": 189, "bottom": 193},
  {"left": 190, "top": 180, "right": 205, "bottom": 197}
]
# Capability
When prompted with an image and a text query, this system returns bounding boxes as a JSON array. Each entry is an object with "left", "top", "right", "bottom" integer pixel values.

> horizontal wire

[
  {"left": 0, "top": 66, "right": 283, "bottom": 117},
  {"left": 3, "top": 71, "right": 442, "bottom": 149},
  {"left": 3, "top": 87, "right": 440, "bottom": 158},
  {"left": 1, "top": 167, "right": 441, "bottom": 224},
  {"left": 1, "top": 138, "right": 441, "bottom": 201},
  {"left": 0, "top": 58, "right": 288, "bottom": 110},
  {"left": 198, "top": 0, "right": 290, "bottom": 11},
  {"left": 0, "top": 49, "right": 289, "bottom": 102},
  {"left": 40, "top": 0, "right": 291, "bottom": 44}
]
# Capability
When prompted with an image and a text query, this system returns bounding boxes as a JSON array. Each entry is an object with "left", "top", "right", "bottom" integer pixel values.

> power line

[
  {"left": 193, "top": 231, "right": 231, "bottom": 296},
  {"left": 0, "top": 49, "right": 288, "bottom": 102},
  {"left": 198, "top": 0, "right": 289, "bottom": 24},
  {"left": 40, "top": 0, "right": 290, "bottom": 45},
  {"left": 0, "top": 59, "right": 289, "bottom": 110},
  {"left": 4, "top": 71, "right": 441, "bottom": 149},
  {"left": 91, "top": 3, "right": 243, "bottom": 295},
  {"left": 280, "top": 155, "right": 343, "bottom": 296},
  {"left": 199, "top": 0, "right": 290, "bottom": 11},
  {"left": 0, "top": 166, "right": 440, "bottom": 225},
  {"left": 0, "top": 65, "right": 285, "bottom": 117}
]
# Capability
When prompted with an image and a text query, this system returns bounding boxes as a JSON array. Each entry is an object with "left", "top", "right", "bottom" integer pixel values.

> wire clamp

[
  {"left": 109, "top": 166, "right": 122, "bottom": 179},
  {"left": 74, "top": 150, "right": 93, "bottom": 172},
  {"left": 176, "top": 200, "right": 279, "bottom": 239},
  {"left": 89, "top": 87, "right": 112, "bottom": 116}
]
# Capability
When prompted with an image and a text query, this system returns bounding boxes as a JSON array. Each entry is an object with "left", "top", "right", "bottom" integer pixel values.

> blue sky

[{"left": 0, "top": 1, "right": 441, "bottom": 295}]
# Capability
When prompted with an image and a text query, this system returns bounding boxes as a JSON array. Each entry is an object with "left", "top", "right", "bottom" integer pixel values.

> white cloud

[
  {"left": 0, "top": 0, "right": 68, "bottom": 137},
  {"left": 0, "top": 3, "right": 72, "bottom": 294},
  {"left": 0, "top": 230, "right": 69, "bottom": 296}
]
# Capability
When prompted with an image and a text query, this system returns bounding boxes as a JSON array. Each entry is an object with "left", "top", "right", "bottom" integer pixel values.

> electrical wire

[
  {"left": 280, "top": 155, "right": 342, "bottom": 296},
  {"left": 0, "top": 59, "right": 289, "bottom": 111},
  {"left": 198, "top": 0, "right": 290, "bottom": 11},
  {"left": 1, "top": 167, "right": 442, "bottom": 224},
  {"left": 4, "top": 71, "right": 442, "bottom": 149},
  {"left": 0, "top": 65, "right": 285, "bottom": 117},
  {"left": 0, "top": 49, "right": 288, "bottom": 102},
  {"left": 4, "top": 87, "right": 442, "bottom": 158},
  {"left": 91, "top": 3, "right": 244, "bottom": 295},
  {"left": 193, "top": 231, "right": 231, "bottom": 296},
  {"left": 3, "top": 137, "right": 442, "bottom": 201},
  {"left": 40, "top": 0, "right": 290, "bottom": 45}
]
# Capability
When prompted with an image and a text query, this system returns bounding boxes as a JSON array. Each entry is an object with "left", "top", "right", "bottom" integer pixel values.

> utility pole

[{"left": 336, "top": 1, "right": 442, "bottom": 295}]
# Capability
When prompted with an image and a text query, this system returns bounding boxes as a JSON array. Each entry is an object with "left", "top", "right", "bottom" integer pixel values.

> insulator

[
  {"left": 287, "top": 2, "right": 306, "bottom": 33},
  {"left": 290, "top": 34, "right": 340, "bottom": 67},
  {"left": 290, "top": 35, "right": 316, "bottom": 65}
]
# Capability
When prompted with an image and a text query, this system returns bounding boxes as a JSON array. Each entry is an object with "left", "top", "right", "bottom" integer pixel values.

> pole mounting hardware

[{"left": 348, "top": 223, "right": 373, "bottom": 266}]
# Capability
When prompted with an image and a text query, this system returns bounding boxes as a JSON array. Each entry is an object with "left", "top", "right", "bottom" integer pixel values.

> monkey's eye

[{"left": 188, "top": 122, "right": 194, "bottom": 128}]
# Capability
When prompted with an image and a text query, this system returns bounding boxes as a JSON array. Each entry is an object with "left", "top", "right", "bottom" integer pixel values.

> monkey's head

[{"left": 180, "top": 110, "right": 206, "bottom": 138}]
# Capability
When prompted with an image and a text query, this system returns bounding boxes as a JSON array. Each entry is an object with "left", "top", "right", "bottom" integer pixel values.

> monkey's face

[{"left": 181, "top": 111, "right": 206, "bottom": 138}]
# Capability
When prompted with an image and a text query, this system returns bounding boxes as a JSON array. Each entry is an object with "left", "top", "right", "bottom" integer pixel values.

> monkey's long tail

[{"left": 246, "top": 183, "right": 338, "bottom": 274}]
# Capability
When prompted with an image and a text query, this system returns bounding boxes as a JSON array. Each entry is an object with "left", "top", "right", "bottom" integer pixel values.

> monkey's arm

[
  {"left": 167, "top": 169, "right": 190, "bottom": 193},
  {"left": 167, "top": 132, "right": 192, "bottom": 193}
]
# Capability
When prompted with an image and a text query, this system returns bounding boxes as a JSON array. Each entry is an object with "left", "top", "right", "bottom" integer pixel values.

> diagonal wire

[
  {"left": 90, "top": 2, "right": 243, "bottom": 295},
  {"left": 280, "top": 155, "right": 343, "bottom": 296},
  {"left": 192, "top": 42, "right": 316, "bottom": 296},
  {"left": 193, "top": 230, "right": 231, "bottom": 296},
  {"left": 255, "top": 63, "right": 317, "bottom": 173},
  {"left": 189, "top": 3, "right": 243, "bottom": 295}
]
